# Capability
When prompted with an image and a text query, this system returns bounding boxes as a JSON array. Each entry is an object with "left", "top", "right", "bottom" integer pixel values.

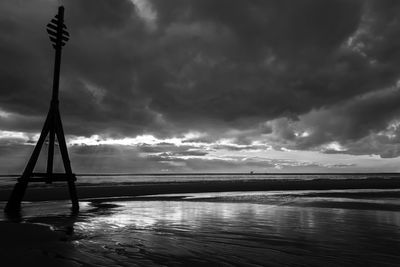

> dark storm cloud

[
  {"left": 145, "top": 0, "right": 366, "bottom": 123},
  {"left": 256, "top": 85, "right": 400, "bottom": 158},
  {"left": 1, "top": 0, "right": 400, "bottom": 158},
  {"left": 0, "top": 0, "right": 160, "bottom": 137},
  {"left": 301, "top": 87, "right": 400, "bottom": 145}
]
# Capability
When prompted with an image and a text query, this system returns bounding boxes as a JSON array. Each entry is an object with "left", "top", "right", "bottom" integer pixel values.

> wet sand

[
  {"left": 1, "top": 178, "right": 400, "bottom": 266},
  {"left": 1, "top": 189, "right": 400, "bottom": 266},
  {"left": 0, "top": 222, "right": 79, "bottom": 267}
]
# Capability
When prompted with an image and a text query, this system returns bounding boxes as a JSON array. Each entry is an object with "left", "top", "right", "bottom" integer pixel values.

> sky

[{"left": 1, "top": 0, "right": 400, "bottom": 173}]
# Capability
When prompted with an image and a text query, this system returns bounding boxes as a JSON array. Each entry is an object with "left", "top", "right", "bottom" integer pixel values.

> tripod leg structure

[{"left": 4, "top": 108, "right": 79, "bottom": 213}]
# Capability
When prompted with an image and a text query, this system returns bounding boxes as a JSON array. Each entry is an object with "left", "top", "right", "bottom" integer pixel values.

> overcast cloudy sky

[{"left": 1, "top": 0, "right": 400, "bottom": 173}]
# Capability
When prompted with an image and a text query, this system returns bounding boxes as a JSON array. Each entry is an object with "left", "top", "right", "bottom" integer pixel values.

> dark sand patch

[{"left": 0, "top": 222, "right": 80, "bottom": 267}]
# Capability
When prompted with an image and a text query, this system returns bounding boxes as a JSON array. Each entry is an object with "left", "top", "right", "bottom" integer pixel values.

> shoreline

[{"left": 1, "top": 177, "right": 400, "bottom": 201}]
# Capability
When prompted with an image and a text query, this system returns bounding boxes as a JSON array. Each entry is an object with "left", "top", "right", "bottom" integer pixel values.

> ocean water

[
  {"left": 1, "top": 173, "right": 400, "bottom": 188},
  {"left": 1, "top": 189, "right": 400, "bottom": 266}
]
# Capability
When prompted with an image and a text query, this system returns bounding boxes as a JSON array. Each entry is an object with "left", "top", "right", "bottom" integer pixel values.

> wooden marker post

[{"left": 5, "top": 6, "right": 79, "bottom": 213}]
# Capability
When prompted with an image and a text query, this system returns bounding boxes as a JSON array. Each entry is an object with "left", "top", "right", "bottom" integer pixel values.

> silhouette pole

[{"left": 5, "top": 6, "right": 79, "bottom": 213}]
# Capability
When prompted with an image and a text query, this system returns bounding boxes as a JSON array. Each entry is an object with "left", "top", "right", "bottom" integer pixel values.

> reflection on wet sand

[
  {"left": 73, "top": 200, "right": 400, "bottom": 266},
  {"left": 1, "top": 191, "right": 400, "bottom": 266}
]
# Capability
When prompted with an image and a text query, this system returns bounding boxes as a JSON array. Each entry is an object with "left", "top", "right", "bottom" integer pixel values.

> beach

[{"left": 1, "top": 175, "right": 400, "bottom": 266}]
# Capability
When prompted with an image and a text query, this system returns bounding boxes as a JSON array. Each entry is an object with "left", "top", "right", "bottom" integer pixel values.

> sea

[
  {"left": 1, "top": 172, "right": 400, "bottom": 188},
  {"left": 1, "top": 173, "right": 400, "bottom": 266}
]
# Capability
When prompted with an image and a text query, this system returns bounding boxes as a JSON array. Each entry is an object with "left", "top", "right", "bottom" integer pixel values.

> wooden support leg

[
  {"left": 46, "top": 127, "right": 55, "bottom": 184},
  {"left": 22, "top": 113, "right": 51, "bottom": 176},
  {"left": 55, "top": 110, "right": 79, "bottom": 211},
  {"left": 4, "top": 114, "right": 51, "bottom": 213},
  {"left": 4, "top": 180, "right": 28, "bottom": 212},
  {"left": 68, "top": 179, "right": 79, "bottom": 211}
]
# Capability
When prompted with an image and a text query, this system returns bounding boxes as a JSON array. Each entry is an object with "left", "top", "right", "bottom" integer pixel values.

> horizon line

[{"left": 1, "top": 172, "right": 400, "bottom": 177}]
